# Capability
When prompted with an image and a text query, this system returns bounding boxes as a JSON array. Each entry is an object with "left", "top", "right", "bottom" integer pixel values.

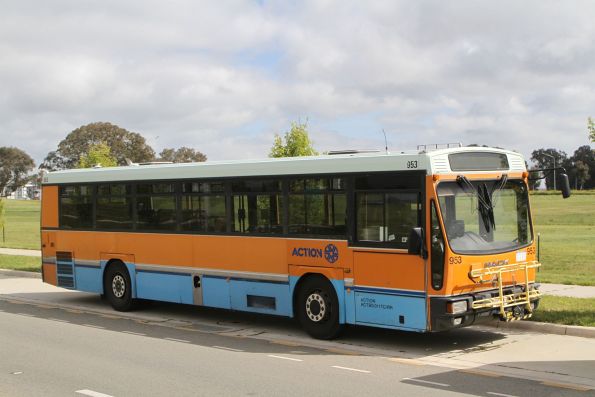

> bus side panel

[
  {"left": 74, "top": 266, "right": 103, "bottom": 293},
  {"left": 136, "top": 270, "right": 193, "bottom": 304},
  {"left": 41, "top": 186, "right": 58, "bottom": 228},
  {"left": 354, "top": 292, "right": 426, "bottom": 331},
  {"left": 230, "top": 279, "right": 291, "bottom": 316},
  {"left": 42, "top": 263, "right": 57, "bottom": 286},
  {"left": 202, "top": 276, "right": 231, "bottom": 309}
]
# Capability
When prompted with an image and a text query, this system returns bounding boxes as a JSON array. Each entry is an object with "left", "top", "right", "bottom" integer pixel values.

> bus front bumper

[{"left": 429, "top": 284, "right": 541, "bottom": 332}]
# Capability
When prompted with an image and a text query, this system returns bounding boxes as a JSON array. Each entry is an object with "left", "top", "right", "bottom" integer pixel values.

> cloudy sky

[{"left": 1, "top": 0, "right": 594, "bottom": 165}]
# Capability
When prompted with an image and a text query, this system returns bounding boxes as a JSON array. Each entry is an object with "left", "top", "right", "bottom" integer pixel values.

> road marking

[
  {"left": 76, "top": 389, "right": 114, "bottom": 397},
  {"left": 11, "top": 372, "right": 23, "bottom": 375},
  {"left": 82, "top": 324, "right": 105, "bottom": 329},
  {"left": 164, "top": 337, "right": 190, "bottom": 343},
  {"left": 331, "top": 365, "right": 370, "bottom": 373},
  {"left": 541, "top": 381, "right": 592, "bottom": 391},
  {"left": 487, "top": 392, "right": 519, "bottom": 397},
  {"left": 212, "top": 345, "right": 244, "bottom": 352},
  {"left": 388, "top": 357, "right": 425, "bottom": 366},
  {"left": 64, "top": 309, "right": 83, "bottom": 314},
  {"left": 325, "top": 348, "right": 361, "bottom": 356},
  {"left": 16, "top": 313, "right": 35, "bottom": 317},
  {"left": 461, "top": 369, "right": 502, "bottom": 378},
  {"left": 122, "top": 331, "right": 146, "bottom": 336},
  {"left": 402, "top": 378, "right": 450, "bottom": 387},
  {"left": 35, "top": 304, "right": 54, "bottom": 309},
  {"left": 290, "top": 350, "right": 307, "bottom": 354},
  {"left": 267, "top": 355, "right": 303, "bottom": 362},
  {"left": 48, "top": 318, "right": 69, "bottom": 323}
]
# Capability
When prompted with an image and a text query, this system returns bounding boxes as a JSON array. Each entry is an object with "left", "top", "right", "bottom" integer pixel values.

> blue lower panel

[
  {"left": 74, "top": 266, "right": 102, "bottom": 293},
  {"left": 230, "top": 280, "right": 291, "bottom": 316},
  {"left": 202, "top": 276, "right": 231, "bottom": 309},
  {"left": 355, "top": 292, "right": 426, "bottom": 331},
  {"left": 136, "top": 271, "right": 193, "bottom": 304}
]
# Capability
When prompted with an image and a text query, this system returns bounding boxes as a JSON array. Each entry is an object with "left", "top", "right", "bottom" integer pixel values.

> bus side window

[
  {"left": 59, "top": 185, "right": 93, "bottom": 229},
  {"left": 231, "top": 179, "right": 284, "bottom": 234},
  {"left": 430, "top": 200, "right": 445, "bottom": 290}
]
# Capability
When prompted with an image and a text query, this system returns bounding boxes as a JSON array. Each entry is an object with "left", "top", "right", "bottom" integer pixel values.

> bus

[{"left": 39, "top": 146, "right": 569, "bottom": 339}]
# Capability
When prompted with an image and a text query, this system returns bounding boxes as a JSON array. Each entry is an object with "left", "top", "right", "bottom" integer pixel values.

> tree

[
  {"left": 0, "top": 147, "right": 35, "bottom": 196},
  {"left": 159, "top": 147, "right": 207, "bottom": 163},
  {"left": 78, "top": 142, "right": 118, "bottom": 168},
  {"left": 570, "top": 145, "right": 595, "bottom": 189},
  {"left": 589, "top": 117, "right": 595, "bottom": 143},
  {"left": 525, "top": 161, "right": 541, "bottom": 190},
  {"left": 530, "top": 148, "right": 568, "bottom": 190},
  {"left": 574, "top": 160, "right": 590, "bottom": 190},
  {"left": 269, "top": 121, "right": 318, "bottom": 158},
  {"left": 42, "top": 122, "right": 155, "bottom": 169}
]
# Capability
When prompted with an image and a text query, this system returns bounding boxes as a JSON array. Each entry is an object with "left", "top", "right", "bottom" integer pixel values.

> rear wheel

[
  {"left": 104, "top": 262, "right": 135, "bottom": 311},
  {"left": 296, "top": 276, "right": 343, "bottom": 339}
]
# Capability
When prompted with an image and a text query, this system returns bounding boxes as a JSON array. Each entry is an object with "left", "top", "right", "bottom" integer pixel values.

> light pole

[{"left": 543, "top": 153, "right": 556, "bottom": 190}]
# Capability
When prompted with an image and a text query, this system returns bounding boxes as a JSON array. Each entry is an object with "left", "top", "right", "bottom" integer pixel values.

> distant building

[{"left": 5, "top": 182, "right": 40, "bottom": 200}]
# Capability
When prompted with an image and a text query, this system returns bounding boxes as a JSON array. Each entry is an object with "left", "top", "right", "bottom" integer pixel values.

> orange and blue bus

[{"left": 39, "top": 146, "right": 569, "bottom": 339}]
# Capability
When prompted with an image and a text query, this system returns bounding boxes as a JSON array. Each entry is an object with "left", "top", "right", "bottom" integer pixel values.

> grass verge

[
  {"left": 0, "top": 200, "right": 40, "bottom": 250},
  {"left": 0, "top": 254, "right": 41, "bottom": 273},
  {"left": 531, "top": 295, "right": 595, "bottom": 327}
]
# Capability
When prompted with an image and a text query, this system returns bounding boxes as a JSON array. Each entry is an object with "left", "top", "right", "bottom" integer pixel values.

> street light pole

[{"left": 543, "top": 153, "right": 556, "bottom": 190}]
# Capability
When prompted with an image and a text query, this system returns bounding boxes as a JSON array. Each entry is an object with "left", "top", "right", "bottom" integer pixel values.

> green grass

[
  {"left": 0, "top": 199, "right": 40, "bottom": 250},
  {"left": 531, "top": 295, "right": 595, "bottom": 327},
  {"left": 0, "top": 254, "right": 41, "bottom": 272},
  {"left": 531, "top": 192, "right": 595, "bottom": 286}
]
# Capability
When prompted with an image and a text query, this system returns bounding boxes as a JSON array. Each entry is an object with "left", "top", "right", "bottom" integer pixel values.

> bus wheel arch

[
  {"left": 293, "top": 273, "right": 343, "bottom": 340},
  {"left": 103, "top": 259, "right": 136, "bottom": 312}
]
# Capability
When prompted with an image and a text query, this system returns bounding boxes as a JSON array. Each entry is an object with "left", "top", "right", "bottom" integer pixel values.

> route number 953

[{"left": 407, "top": 161, "right": 418, "bottom": 169}]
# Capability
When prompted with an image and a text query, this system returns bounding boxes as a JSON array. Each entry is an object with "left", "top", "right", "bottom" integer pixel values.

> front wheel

[
  {"left": 104, "top": 262, "right": 135, "bottom": 311},
  {"left": 296, "top": 276, "right": 343, "bottom": 340}
]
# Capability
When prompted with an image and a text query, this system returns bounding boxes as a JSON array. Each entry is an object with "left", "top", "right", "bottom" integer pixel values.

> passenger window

[
  {"left": 356, "top": 191, "right": 419, "bottom": 248},
  {"left": 96, "top": 184, "right": 133, "bottom": 229},
  {"left": 232, "top": 179, "right": 284, "bottom": 234},
  {"left": 59, "top": 185, "right": 93, "bottom": 229}
]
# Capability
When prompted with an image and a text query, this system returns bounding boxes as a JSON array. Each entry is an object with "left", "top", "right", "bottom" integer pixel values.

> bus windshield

[{"left": 436, "top": 178, "right": 531, "bottom": 255}]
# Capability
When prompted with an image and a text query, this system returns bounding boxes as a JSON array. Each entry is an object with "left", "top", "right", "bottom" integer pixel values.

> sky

[{"left": 1, "top": 0, "right": 594, "bottom": 166}]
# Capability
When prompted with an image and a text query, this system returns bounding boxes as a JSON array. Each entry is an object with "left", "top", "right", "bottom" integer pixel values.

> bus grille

[{"left": 56, "top": 251, "right": 75, "bottom": 289}]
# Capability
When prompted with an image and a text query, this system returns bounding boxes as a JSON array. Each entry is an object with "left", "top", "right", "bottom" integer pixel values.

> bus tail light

[{"left": 447, "top": 300, "right": 468, "bottom": 314}]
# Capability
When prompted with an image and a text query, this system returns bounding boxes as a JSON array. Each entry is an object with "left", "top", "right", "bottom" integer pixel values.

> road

[{"left": 1, "top": 273, "right": 594, "bottom": 396}]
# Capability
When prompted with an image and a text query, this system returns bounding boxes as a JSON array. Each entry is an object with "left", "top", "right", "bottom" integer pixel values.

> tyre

[
  {"left": 296, "top": 276, "right": 343, "bottom": 340},
  {"left": 104, "top": 262, "right": 135, "bottom": 311}
]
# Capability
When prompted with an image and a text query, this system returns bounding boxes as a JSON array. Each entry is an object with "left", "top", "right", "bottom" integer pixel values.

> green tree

[
  {"left": 531, "top": 148, "right": 568, "bottom": 190},
  {"left": 589, "top": 117, "right": 595, "bottom": 143},
  {"left": 41, "top": 122, "right": 155, "bottom": 169},
  {"left": 78, "top": 142, "right": 118, "bottom": 168},
  {"left": 574, "top": 160, "right": 590, "bottom": 190},
  {"left": 0, "top": 147, "right": 35, "bottom": 196},
  {"left": 159, "top": 147, "right": 207, "bottom": 163},
  {"left": 269, "top": 121, "right": 318, "bottom": 158}
]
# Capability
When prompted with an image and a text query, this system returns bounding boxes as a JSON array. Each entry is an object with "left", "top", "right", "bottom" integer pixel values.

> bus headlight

[{"left": 447, "top": 300, "right": 468, "bottom": 314}]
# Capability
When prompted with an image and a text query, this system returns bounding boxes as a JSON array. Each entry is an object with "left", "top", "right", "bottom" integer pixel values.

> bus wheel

[
  {"left": 104, "top": 262, "right": 135, "bottom": 312},
  {"left": 296, "top": 276, "right": 343, "bottom": 340}
]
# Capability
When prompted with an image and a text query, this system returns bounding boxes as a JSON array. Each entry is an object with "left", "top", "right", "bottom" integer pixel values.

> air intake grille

[{"left": 55, "top": 251, "right": 75, "bottom": 289}]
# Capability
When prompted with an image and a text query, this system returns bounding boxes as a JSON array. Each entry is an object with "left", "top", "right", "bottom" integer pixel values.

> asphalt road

[{"left": 1, "top": 274, "right": 594, "bottom": 396}]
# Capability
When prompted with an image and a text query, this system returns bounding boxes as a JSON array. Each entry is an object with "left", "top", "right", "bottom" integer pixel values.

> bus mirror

[
  {"left": 408, "top": 227, "right": 425, "bottom": 257},
  {"left": 559, "top": 173, "right": 571, "bottom": 199}
]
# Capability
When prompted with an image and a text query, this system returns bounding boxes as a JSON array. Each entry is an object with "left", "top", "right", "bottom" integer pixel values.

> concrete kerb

[{"left": 1, "top": 269, "right": 594, "bottom": 339}]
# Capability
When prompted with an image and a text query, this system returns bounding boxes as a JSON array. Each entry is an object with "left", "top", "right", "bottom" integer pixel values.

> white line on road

[
  {"left": 487, "top": 392, "right": 519, "bottom": 397},
  {"left": 267, "top": 355, "right": 303, "bottom": 362},
  {"left": 402, "top": 378, "right": 450, "bottom": 387},
  {"left": 16, "top": 313, "right": 35, "bottom": 317},
  {"left": 48, "top": 318, "right": 69, "bottom": 323},
  {"left": 76, "top": 389, "right": 114, "bottom": 397},
  {"left": 82, "top": 324, "right": 105, "bottom": 329},
  {"left": 212, "top": 345, "right": 244, "bottom": 352},
  {"left": 331, "top": 366, "right": 371, "bottom": 374},
  {"left": 122, "top": 331, "right": 146, "bottom": 336},
  {"left": 164, "top": 337, "right": 190, "bottom": 343}
]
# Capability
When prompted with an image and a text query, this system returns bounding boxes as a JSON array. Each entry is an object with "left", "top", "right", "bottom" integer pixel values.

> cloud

[{"left": 0, "top": 0, "right": 594, "bottom": 167}]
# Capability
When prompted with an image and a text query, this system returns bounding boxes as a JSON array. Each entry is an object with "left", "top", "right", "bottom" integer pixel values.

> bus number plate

[{"left": 407, "top": 161, "right": 418, "bottom": 169}]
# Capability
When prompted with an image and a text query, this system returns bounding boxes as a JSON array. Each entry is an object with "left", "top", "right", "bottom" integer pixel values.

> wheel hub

[
  {"left": 112, "top": 274, "right": 126, "bottom": 298},
  {"left": 305, "top": 292, "right": 326, "bottom": 322}
]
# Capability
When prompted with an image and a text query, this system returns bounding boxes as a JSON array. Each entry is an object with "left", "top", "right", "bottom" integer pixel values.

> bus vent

[{"left": 56, "top": 251, "right": 75, "bottom": 289}]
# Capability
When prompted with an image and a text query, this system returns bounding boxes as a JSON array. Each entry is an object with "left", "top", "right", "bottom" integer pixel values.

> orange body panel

[
  {"left": 42, "top": 263, "right": 57, "bottom": 285},
  {"left": 41, "top": 186, "right": 58, "bottom": 228},
  {"left": 353, "top": 250, "right": 425, "bottom": 291}
]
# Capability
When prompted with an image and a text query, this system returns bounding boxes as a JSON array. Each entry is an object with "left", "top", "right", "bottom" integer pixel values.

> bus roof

[{"left": 43, "top": 146, "right": 526, "bottom": 184}]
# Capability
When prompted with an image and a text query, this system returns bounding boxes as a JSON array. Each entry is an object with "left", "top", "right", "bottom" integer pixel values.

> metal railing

[{"left": 469, "top": 261, "right": 541, "bottom": 321}]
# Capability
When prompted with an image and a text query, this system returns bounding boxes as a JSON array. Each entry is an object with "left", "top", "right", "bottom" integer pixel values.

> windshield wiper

[{"left": 456, "top": 175, "right": 496, "bottom": 232}]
